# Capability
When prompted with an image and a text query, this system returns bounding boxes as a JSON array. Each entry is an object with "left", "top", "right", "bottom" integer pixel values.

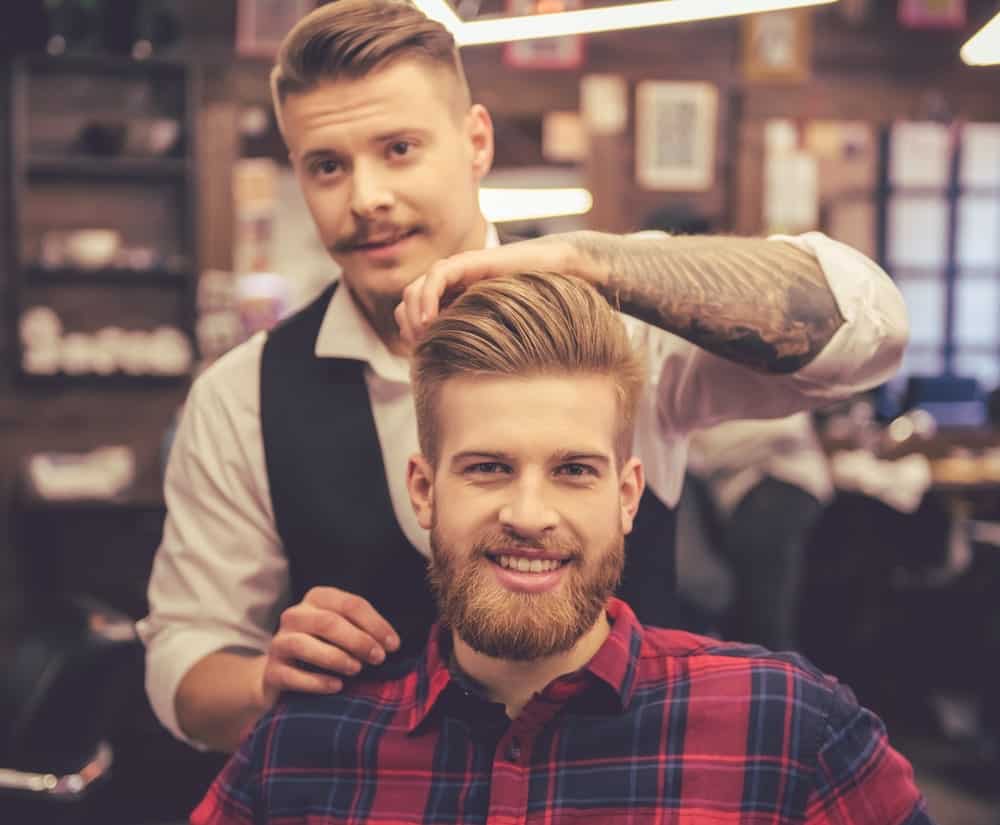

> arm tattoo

[{"left": 571, "top": 232, "right": 845, "bottom": 374}]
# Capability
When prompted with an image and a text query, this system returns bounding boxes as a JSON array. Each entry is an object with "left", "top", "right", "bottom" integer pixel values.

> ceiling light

[
  {"left": 415, "top": 0, "right": 464, "bottom": 31},
  {"left": 961, "top": 10, "right": 1000, "bottom": 65},
  {"left": 416, "top": 0, "right": 840, "bottom": 47},
  {"left": 479, "top": 187, "right": 593, "bottom": 222}
]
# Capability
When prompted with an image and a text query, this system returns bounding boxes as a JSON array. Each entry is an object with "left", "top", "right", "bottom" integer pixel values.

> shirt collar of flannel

[{"left": 406, "top": 597, "right": 645, "bottom": 732}]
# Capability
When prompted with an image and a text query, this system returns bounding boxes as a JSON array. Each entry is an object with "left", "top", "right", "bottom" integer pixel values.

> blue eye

[
  {"left": 557, "top": 463, "right": 596, "bottom": 477},
  {"left": 465, "top": 461, "right": 510, "bottom": 475}
]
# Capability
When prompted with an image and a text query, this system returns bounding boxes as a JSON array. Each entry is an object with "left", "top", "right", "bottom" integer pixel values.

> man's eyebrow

[
  {"left": 553, "top": 451, "right": 612, "bottom": 466},
  {"left": 300, "top": 147, "right": 345, "bottom": 165},
  {"left": 372, "top": 127, "right": 430, "bottom": 143},
  {"left": 450, "top": 451, "right": 516, "bottom": 466},
  {"left": 449, "top": 450, "right": 612, "bottom": 466}
]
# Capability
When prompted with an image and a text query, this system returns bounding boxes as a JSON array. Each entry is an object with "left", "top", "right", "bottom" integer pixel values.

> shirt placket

[{"left": 486, "top": 717, "right": 535, "bottom": 825}]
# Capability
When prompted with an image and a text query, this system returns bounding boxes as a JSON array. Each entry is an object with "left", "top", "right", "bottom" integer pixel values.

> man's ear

[
  {"left": 407, "top": 454, "right": 435, "bottom": 530},
  {"left": 618, "top": 457, "right": 645, "bottom": 535},
  {"left": 465, "top": 103, "right": 494, "bottom": 181}
]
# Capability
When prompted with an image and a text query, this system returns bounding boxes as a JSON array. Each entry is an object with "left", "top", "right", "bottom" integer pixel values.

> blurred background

[{"left": 1, "top": 1, "right": 1000, "bottom": 823}]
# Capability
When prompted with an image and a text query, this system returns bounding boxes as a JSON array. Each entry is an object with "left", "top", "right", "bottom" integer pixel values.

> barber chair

[{"left": 0, "top": 596, "right": 140, "bottom": 825}]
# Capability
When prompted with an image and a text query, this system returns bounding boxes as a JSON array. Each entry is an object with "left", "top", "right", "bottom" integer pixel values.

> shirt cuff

[
  {"left": 769, "top": 231, "right": 908, "bottom": 394},
  {"left": 138, "top": 621, "right": 267, "bottom": 750}
]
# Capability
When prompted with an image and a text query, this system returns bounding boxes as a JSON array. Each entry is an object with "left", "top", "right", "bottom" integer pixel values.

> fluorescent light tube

[
  {"left": 415, "top": 0, "right": 464, "bottom": 31},
  {"left": 416, "top": 0, "right": 839, "bottom": 47},
  {"left": 961, "top": 11, "right": 1000, "bottom": 66},
  {"left": 479, "top": 187, "right": 593, "bottom": 222}
]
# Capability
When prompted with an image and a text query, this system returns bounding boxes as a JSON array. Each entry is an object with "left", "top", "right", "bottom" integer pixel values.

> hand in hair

[{"left": 395, "top": 235, "right": 582, "bottom": 344}]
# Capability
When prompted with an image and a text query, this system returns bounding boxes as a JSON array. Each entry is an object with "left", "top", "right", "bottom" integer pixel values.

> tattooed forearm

[{"left": 569, "top": 232, "right": 845, "bottom": 374}]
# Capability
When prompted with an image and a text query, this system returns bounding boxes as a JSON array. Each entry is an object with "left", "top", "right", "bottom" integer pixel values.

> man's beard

[{"left": 428, "top": 524, "right": 625, "bottom": 661}]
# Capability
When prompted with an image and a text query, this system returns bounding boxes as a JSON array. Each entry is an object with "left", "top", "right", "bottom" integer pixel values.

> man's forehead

[{"left": 437, "top": 373, "right": 619, "bottom": 454}]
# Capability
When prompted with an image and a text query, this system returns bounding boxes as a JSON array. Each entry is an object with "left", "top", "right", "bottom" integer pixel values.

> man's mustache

[
  {"left": 470, "top": 529, "right": 583, "bottom": 561},
  {"left": 332, "top": 223, "right": 416, "bottom": 253}
]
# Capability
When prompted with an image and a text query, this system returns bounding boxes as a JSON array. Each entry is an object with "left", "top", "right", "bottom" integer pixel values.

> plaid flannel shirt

[{"left": 192, "top": 598, "right": 932, "bottom": 825}]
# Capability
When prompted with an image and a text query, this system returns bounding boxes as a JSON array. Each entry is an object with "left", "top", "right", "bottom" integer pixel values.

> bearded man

[{"left": 192, "top": 273, "right": 932, "bottom": 825}]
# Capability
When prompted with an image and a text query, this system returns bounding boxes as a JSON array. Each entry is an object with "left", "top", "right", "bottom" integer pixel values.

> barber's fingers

[
  {"left": 271, "top": 625, "right": 365, "bottom": 675},
  {"left": 397, "top": 251, "right": 495, "bottom": 344},
  {"left": 261, "top": 656, "right": 343, "bottom": 703},
  {"left": 395, "top": 238, "right": 579, "bottom": 345},
  {"left": 286, "top": 588, "right": 400, "bottom": 663}
]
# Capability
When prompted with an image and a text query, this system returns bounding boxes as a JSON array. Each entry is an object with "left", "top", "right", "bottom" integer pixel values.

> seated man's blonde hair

[{"left": 411, "top": 272, "right": 646, "bottom": 466}]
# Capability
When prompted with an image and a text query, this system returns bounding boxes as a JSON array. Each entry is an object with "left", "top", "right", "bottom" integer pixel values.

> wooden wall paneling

[
  {"left": 197, "top": 100, "right": 239, "bottom": 270},
  {"left": 584, "top": 132, "right": 629, "bottom": 233}
]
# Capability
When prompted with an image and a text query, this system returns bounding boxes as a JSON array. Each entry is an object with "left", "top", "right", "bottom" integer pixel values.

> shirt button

[{"left": 506, "top": 738, "right": 522, "bottom": 761}]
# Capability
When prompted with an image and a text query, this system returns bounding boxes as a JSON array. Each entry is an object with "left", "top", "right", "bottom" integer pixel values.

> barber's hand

[
  {"left": 395, "top": 235, "right": 579, "bottom": 345},
  {"left": 257, "top": 587, "right": 400, "bottom": 708}
]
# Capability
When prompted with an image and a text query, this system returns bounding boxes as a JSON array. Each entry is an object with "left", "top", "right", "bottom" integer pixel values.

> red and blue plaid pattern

[{"left": 192, "top": 598, "right": 932, "bottom": 824}]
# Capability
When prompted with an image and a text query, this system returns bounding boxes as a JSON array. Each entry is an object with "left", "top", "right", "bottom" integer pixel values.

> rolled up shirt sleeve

[
  {"left": 649, "top": 231, "right": 909, "bottom": 439},
  {"left": 136, "top": 334, "right": 289, "bottom": 748}
]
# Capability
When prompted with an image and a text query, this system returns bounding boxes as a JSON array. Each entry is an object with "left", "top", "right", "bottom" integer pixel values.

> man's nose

[
  {"left": 349, "top": 162, "right": 395, "bottom": 217},
  {"left": 498, "top": 477, "right": 559, "bottom": 537}
]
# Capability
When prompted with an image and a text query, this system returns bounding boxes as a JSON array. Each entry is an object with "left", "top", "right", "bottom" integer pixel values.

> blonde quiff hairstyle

[
  {"left": 270, "top": 0, "right": 470, "bottom": 136},
  {"left": 412, "top": 272, "right": 646, "bottom": 467}
]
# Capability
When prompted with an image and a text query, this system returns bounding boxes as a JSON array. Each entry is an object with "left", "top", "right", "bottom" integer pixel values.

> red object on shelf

[{"left": 898, "top": 0, "right": 966, "bottom": 29}]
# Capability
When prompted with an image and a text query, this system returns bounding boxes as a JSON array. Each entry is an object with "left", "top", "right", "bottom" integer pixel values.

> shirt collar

[
  {"left": 406, "top": 597, "right": 645, "bottom": 733},
  {"left": 314, "top": 223, "right": 501, "bottom": 383}
]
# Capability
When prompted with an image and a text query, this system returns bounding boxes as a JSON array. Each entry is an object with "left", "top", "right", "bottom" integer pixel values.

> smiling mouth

[{"left": 487, "top": 553, "right": 571, "bottom": 574}]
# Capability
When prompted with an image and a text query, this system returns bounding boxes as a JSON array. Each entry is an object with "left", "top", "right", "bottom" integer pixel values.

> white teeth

[{"left": 496, "top": 555, "right": 562, "bottom": 573}]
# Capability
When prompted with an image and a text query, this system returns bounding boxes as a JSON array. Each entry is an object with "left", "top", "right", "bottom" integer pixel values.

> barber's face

[
  {"left": 407, "top": 374, "right": 644, "bottom": 660},
  {"left": 282, "top": 59, "right": 493, "bottom": 317}
]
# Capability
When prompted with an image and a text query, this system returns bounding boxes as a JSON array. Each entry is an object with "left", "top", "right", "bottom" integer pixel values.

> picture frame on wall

[
  {"left": 742, "top": 10, "right": 813, "bottom": 83},
  {"left": 503, "top": 0, "right": 585, "bottom": 69},
  {"left": 635, "top": 81, "right": 718, "bottom": 192},
  {"left": 236, "top": 0, "right": 314, "bottom": 58}
]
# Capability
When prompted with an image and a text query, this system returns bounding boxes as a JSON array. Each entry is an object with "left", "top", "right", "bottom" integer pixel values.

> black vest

[{"left": 260, "top": 282, "right": 678, "bottom": 658}]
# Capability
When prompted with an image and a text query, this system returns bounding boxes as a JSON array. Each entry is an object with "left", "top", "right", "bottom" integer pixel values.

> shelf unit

[{"left": 4, "top": 54, "right": 199, "bottom": 383}]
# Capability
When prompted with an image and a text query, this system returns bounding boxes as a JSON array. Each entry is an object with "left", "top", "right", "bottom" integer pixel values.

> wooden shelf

[
  {"left": 22, "top": 53, "right": 187, "bottom": 77},
  {"left": 16, "top": 371, "right": 192, "bottom": 387},
  {"left": 27, "top": 155, "right": 187, "bottom": 180},
  {"left": 24, "top": 265, "right": 190, "bottom": 286}
]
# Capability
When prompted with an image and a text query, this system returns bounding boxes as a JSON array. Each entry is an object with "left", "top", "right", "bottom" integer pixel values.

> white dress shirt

[
  {"left": 687, "top": 412, "right": 834, "bottom": 518},
  {"left": 137, "top": 230, "right": 908, "bottom": 746}
]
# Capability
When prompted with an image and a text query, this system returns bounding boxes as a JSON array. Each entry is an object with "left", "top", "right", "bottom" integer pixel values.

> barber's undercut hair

[
  {"left": 412, "top": 272, "right": 646, "bottom": 467},
  {"left": 270, "top": 0, "right": 471, "bottom": 134}
]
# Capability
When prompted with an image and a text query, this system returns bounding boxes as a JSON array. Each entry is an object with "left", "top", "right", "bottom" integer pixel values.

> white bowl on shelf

[{"left": 64, "top": 229, "right": 122, "bottom": 270}]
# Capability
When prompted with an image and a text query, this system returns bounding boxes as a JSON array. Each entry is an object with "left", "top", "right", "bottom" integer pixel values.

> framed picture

[
  {"left": 236, "top": 0, "right": 314, "bottom": 58},
  {"left": 742, "top": 10, "right": 812, "bottom": 83},
  {"left": 635, "top": 81, "right": 718, "bottom": 192},
  {"left": 503, "top": 0, "right": 585, "bottom": 69}
]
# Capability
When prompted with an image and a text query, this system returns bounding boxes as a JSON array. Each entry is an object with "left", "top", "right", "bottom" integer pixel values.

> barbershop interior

[{"left": 2, "top": 0, "right": 1000, "bottom": 823}]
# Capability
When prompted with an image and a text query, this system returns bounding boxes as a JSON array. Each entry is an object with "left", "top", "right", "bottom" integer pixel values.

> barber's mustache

[
  {"left": 471, "top": 529, "right": 583, "bottom": 561},
  {"left": 332, "top": 223, "right": 418, "bottom": 253}
]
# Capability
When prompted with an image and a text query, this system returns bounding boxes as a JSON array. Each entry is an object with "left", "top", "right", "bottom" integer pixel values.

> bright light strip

[
  {"left": 479, "top": 187, "right": 593, "bottom": 222},
  {"left": 414, "top": 0, "right": 463, "bottom": 33},
  {"left": 443, "top": 0, "right": 838, "bottom": 46},
  {"left": 961, "top": 11, "right": 1000, "bottom": 66}
]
